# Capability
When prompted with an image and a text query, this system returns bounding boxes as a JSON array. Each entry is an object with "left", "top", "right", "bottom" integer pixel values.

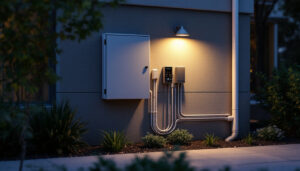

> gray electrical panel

[
  {"left": 175, "top": 67, "right": 185, "bottom": 83},
  {"left": 102, "top": 33, "right": 150, "bottom": 99}
]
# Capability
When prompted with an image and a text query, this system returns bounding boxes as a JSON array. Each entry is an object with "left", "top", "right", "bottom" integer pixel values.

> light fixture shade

[{"left": 176, "top": 26, "right": 189, "bottom": 37}]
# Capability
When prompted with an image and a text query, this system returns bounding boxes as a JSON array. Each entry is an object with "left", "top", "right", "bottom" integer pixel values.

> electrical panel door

[{"left": 102, "top": 33, "right": 150, "bottom": 99}]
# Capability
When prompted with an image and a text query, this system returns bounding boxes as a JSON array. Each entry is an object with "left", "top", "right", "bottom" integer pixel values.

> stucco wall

[{"left": 57, "top": 5, "right": 250, "bottom": 145}]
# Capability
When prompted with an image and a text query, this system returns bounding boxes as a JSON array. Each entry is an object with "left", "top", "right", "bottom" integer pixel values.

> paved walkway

[{"left": 1, "top": 144, "right": 300, "bottom": 171}]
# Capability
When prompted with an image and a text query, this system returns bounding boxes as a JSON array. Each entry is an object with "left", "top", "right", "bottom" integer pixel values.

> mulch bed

[
  {"left": 78, "top": 138, "right": 300, "bottom": 156},
  {"left": 2, "top": 139, "right": 300, "bottom": 161}
]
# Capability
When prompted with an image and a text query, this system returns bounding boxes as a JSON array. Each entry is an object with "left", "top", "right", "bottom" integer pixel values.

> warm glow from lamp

[
  {"left": 175, "top": 26, "right": 190, "bottom": 37},
  {"left": 151, "top": 38, "right": 222, "bottom": 91},
  {"left": 171, "top": 38, "right": 187, "bottom": 49},
  {"left": 151, "top": 38, "right": 215, "bottom": 63}
]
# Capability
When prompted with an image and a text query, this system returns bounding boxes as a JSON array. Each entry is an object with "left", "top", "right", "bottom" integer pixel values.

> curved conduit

[{"left": 150, "top": 0, "right": 239, "bottom": 141}]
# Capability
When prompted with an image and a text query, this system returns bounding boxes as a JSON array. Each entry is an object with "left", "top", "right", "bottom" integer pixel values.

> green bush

[
  {"left": 125, "top": 152, "right": 194, "bottom": 171},
  {"left": 242, "top": 133, "right": 254, "bottom": 145},
  {"left": 89, "top": 157, "right": 120, "bottom": 171},
  {"left": 101, "top": 131, "right": 127, "bottom": 152},
  {"left": 256, "top": 125, "right": 284, "bottom": 141},
  {"left": 33, "top": 152, "right": 195, "bottom": 171},
  {"left": 255, "top": 66, "right": 300, "bottom": 137},
  {"left": 88, "top": 152, "right": 194, "bottom": 171},
  {"left": 29, "top": 101, "right": 87, "bottom": 155},
  {"left": 166, "top": 129, "right": 193, "bottom": 145},
  {"left": 142, "top": 133, "right": 167, "bottom": 148},
  {"left": 0, "top": 103, "right": 23, "bottom": 157},
  {"left": 203, "top": 134, "right": 219, "bottom": 147}
]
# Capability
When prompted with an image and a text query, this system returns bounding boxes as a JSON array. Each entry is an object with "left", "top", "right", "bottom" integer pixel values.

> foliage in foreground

[
  {"left": 142, "top": 133, "right": 167, "bottom": 148},
  {"left": 41, "top": 152, "right": 300, "bottom": 171},
  {"left": 101, "top": 131, "right": 127, "bottom": 152},
  {"left": 89, "top": 152, "right": 195, "bottom": 171},
  {"left": 255, "top": 66, "right": 300, "bottom": 137},
  {"left": 256, "top": 125, "right": 284, "bottom": 141},
  {"left": 89, "top": 157, "right": 120, "bottom": 171},
  {"left": 0, "top": 102, "right": 26, "bottom": 157},
  {"left": 30, "top": 101, "right": 87, "bottom": 155},
  {"left": 167, "top": 129, "right": 194, "bottom": 145},
  {"left": 203, "top": 134, "right": 219, "bottom": 147}
]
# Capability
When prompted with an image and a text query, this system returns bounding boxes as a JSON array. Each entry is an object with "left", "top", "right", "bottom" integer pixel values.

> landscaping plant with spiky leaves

[
  {"left": 204, "top": 134, "right": 219, "bottom": 147},
  {"left": 102, "top": 131, "right": 127, "bottom": 153},
  {"left": 30, "top": 101, "right": 87, "bottom": 155}
]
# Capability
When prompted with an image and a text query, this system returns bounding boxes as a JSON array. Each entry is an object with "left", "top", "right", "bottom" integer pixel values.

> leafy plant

[
  {"left": 203, "top": 134, "right": 219, "bottom": 147},
  {"left": 0, "top": 102, "right": 25, "bottom": 157},
  {"left": 88, "top": 151, "right": 194, "bottom": 171},
  {"left": 101, "top": 131, "right": 127, "bottom": 152},
  {"left": 243, "top": 133, "right": 254, "bottom": 145},
  {"left": 167, "top": 129, "right": 194, "bottom": 145},
  {"left": 256, "top": 125, "right": 284, "bottom": 141},
  {"left": 126, "top": 152, "right": 194, "bottom": 171},
  {"left": 142, "top": 133, "right": 167, "bottom": 148},
  {"left": 29, "top": 101, "right": 87, "bottom": 155},
  {"left": 255, "top": 66, "right": 300, "bottom": 137}
]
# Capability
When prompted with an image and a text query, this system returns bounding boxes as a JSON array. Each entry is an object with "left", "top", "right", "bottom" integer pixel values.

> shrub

[
  {"left": 89, "top": 157, "right": 120, "bottom": 171},
  {"left": 256, "top": 125, "right": 284, "bottom": 141},
  {"left": 102, "top": 131, "right": 127, "bottom": 152},
  {"left": 0, "top": 102, "right": 28, "bottom": 157},
  {"left": 29, "top": 101, "right": 87, "bottom": 155},
  {"left": 142, "top": 133, "right": 167, "bottom": 148},
  {"left": 89, "top": 151, "right": 194, "bottom": 171},
  {"left": 167, "top": 129, "right": 193, "bottom": 145},
  {"left": 255, "top": 66, "right": 300, "bottom": 137},
  {"left": 203, "top": 134, "right": 219, "bottom": 147},
  {"left": 125, "top": 152, "right": 194, "bottom": 171},
  {"left": 243, "top": 133, "right": 254, "bottom": 145}
]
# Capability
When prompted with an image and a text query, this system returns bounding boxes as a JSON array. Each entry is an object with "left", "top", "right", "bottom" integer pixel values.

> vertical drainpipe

[{"left": 226, "top": 0, "right": 239, "bottom": 142}]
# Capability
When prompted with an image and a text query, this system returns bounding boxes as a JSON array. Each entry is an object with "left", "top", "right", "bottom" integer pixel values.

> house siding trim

[{"left": 124, "top": 0, "right": 254, "bottom": 14}]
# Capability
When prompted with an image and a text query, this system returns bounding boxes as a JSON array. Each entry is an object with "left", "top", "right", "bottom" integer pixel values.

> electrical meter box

[
  {"left": 175, "top": 67, "right": 185, "bottom": 83},
  {"left": 163, "top": 67, "right": 173, "bottom": 84},
  {"left": 102, "top": 33, "right": 150, "bottom": 99}
]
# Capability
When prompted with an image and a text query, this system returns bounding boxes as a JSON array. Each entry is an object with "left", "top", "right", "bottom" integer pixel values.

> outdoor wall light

[{"left": 175, "top": 26, "right": 190, "bottom": 37}]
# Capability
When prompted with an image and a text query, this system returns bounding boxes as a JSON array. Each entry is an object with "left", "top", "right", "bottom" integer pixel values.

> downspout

[{"left": 226, "top": 0, "right": 239, "bottom": 142}]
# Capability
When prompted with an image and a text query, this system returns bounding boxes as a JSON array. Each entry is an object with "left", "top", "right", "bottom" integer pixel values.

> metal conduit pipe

[
  {"left": 150, "top": 81, "right": 233, "bottom": 135},
  {"left": 150, "top": 80, "right": 177, "bottom": 135},
  {"left": 177, "top": 84, "right": 230, "bottom": 118}
]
